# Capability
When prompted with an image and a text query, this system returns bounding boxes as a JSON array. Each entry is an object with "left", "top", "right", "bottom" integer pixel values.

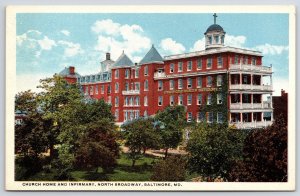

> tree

[
  {"left": 151, "top": 155, "right": 186, "bottom": 181},
  {"left": 75, "top": 118, "right": 120, "bottom": 173},
  {"left": 155, "top": 106, "right": 187, "bottom": 158},
  {"left": 15, "top": 90, "right": 37, "bottom": 114},
  {"left": 186, "top": 123, "right": 246, "bottom": 179},
  {"left": 229, "top": 115, "right": 287, "bottom": 182},
  {"left": 121, "top": 117, "right": 159, "bottom": 167}
]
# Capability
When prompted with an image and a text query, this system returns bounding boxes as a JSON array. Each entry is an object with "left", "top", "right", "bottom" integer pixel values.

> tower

[{"left": 204, "top": 13, "right": 226, "bottom": 50}]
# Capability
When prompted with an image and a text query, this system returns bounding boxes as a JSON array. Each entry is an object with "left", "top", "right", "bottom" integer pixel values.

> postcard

[{"left": 6, "top": 5, "right": 296, "bottom": 191}]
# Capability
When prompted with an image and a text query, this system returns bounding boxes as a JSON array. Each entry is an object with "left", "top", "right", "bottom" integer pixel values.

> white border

[{"left": 5, "top": 5, "right": 296, "bottom": 191}]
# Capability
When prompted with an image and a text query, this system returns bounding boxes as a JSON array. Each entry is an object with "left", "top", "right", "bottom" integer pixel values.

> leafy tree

[
  {"left": 15, "top": 90, "right": 37, "bottom": 113},
  {"left": 151, "top": 155, "right": 186, "bottom": 181},
  {"left": 121, "top": 117, "right": 159, "bottom": 167},
  {"left": 229, "top": 115, "right": 287, "bottom": 182},
  {"left": 155, "top": 106, "right": 187, "bottom": 158},
  {"left": 75, "top": 118, "right": 120, "bottom": 173},
  {"left": 36, "top": 75, "right": 83, "bottom": 158},
  {"left": 186, "top": 123, "right": 246, "bottom": 179}
]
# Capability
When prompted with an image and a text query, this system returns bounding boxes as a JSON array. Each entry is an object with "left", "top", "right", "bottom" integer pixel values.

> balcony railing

[
  {"left": 229, "top": 120, "right": 273, "bottom": 129},
  {"left": 229, "top": 64, "right": 272, "bottom": 73},
  {"left": 154, "top": 72, "right": 166, "bottom": 78},
  {"left": 122, "top": 90, "right": 140, "bottom": 95},
  {"left": 230, "top": 84, "right": 272, "bottom": 91},
  {"left": 230, "top": 102, "right": 272, "bottom": 110}
]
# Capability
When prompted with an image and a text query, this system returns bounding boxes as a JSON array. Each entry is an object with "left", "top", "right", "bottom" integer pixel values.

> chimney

[
  {"left": 281, "top": 89, "right": 285, "bottom": 96},
  {"left": 69, "top": 66, "right": 75, "bottom": 75},
  {"left": 106, "top": 52, "right": 111, "bottom": 60}
]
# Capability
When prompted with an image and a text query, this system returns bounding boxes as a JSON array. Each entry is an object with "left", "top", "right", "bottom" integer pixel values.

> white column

[
  {"left": 251, "top": 94, "right": 253, "bottom": 108},
  {"left": 240, "top": 73, "right": 242, "bottom": 89}
]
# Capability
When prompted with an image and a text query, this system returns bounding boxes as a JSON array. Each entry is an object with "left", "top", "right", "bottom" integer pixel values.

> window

[
  {"left": 115, "top": 97, "right": 119, "bottom": 107},
  {"left": 187, "top": 94, "right": 192, "bottom": 105},
  {"left": 197, "top": 59, "right": 202, "bottom": 70},
  {"left": 158, "top": 81, "right": 163, "bottom": 91},
  {"left": 144, "top": 80, "right": 148, "bottom": 91},
  {"left": 251, "top": 57, "right": 256, "bottom": 65},
  {"left": 130, "top": 97, "right": 133, "bottom": 106},
  {"left": 144, "top": 96, "right": 148, "bottom": 106},
  {"left": 170, "top": 95, "right": 174, "bottom": 106},
  {"left": 101, "top": 85, "right": 104, "bottom": 94},
  {"left": 217, "top": 75, "right": 222, "bottom": 86},
  {"left": 144, "top": 65, "right": 148, "bottom": 76},
  {"left": 234, "top": 55, "right": 239, "bottom": 64},
  {"left": 130, "top": 111, "right": 134, "bottom": 120},
  {"left": 178, "top": 62, "right": 183, "bottom": 72},
  {"left": 124, "top": 111, "right": 128, "bottom": 121},
  {"left": 217, "top": 56, "right": 223, "bottom": 68},
  {"left": 207, "top": 112, "right": 213, "bottom": 123},
  {"left": 125, "top": 97, "right": 129, "bottom": 106},
  {"left": 169, "top": 80, "right": 174, "bottom": 90},
  {"left": 135, "top": 69, "right": 139, "bottom": 78},
  {"left": 214, "top": 35, "right": 219, "bottom": 44},
  {"left": 115, "top": 109, "right": 119, "bottom": 121},
  {"left": 207, "top": 76, "right": 212, "bottom": 87},
  {"left": 135, "top": 111, "right": 139, "bottom": 119},
  {"left": 125, "top": 82, "right": 129, "bottom": 91},
  {"left": 135, "top": 82, "right": 140, "bottom": 91},
  {"left": 197, "top": 94, "right": 202, "bottom": 105},
  {"left": 158, "top": 96, "right": 163, "bottom": 106},
  {"left": 217, "top": 112, "right": 223, "bottom": 123},
  {"left": 115, "top": 70, "right": 119, "bottom": 79},
  {"left": 208, "top": 36, "right": 212, "bottom": 44},
  {"left": 108, "top": 96, "right": 111, "bottom": 104},
  {"left": 135, "top": 97, "right": 140, "bottom": 106},
  {"left": 107, "top": 85, "right": 111, "bottom": 94},
  {"left": 187, "top": 78, "right": 192, "bottom": 88},
  {"left": 197, "top": 112, "right": 205, "bottom": 122},
  {"left": 125, "top": 69, "right": 130, "bottom": 78},
  {"left": 221, "top": 35, "right": 225, "bottom": 44},
  {"left": 85, "top": 86, "right": 88, "bottom": 95},
  {"left": 115, "top": 83, "right": 119, "bottom": 93},
  {"left": 207, "top": 94, "right": 212, "bottom": 105},
  {"left": 178, "top": 95, "right": 183, "bottom": 105},
  {"left": 90, "top": 86, "right": 94, "bottom": 95},
  {"left": 178, "top": 79, "right": 183, "bottom": 89},
  {"left": 217, "top": 93, "right": 222, "bottom": 104},
  {"left": 187, "top": 112, "right": 192, "bottom": 122},
  {"left": 144, "top": 110, "right": 148, "bottom": 117},
  {"left": 170, "top": 63, "right": 174, "bottom": 73},
  {"left": 95, "top": 85, "right": 98, "bottom": 94},
  {"left": 197, "top": 77, "right": 202, "bottom": 88},
  {"left": 187, "top": 61, "right": 192, "bottom": 71},
  {"left": 207, "top": 58, "right": 212, "bottom": 69},
  {"left": 245, "top": 56, "right": 248, "bottom": 64}
]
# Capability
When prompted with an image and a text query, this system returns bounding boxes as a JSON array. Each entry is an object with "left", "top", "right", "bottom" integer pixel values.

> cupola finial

[{"left": 213, "top": 13, "right": 217, "bottom": 24}]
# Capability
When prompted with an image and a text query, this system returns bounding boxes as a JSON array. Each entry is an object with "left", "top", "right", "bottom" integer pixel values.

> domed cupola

[{"left": 204, "top": 13, "right": 226, "bottom": 50}]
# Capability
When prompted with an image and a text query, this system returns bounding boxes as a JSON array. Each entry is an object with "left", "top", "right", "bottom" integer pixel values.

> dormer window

[
  {"left": 214, "top": 35, "right": 219, "bottom": 44},
  {"left": 208, "top": 36, "right": 212, "bottom": 44},
  {"left": 221, "top": 35, "right": 225, "bottom": 44}
]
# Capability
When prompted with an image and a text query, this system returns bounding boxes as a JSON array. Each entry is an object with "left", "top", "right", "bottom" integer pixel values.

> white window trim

[
  {"left": 178, "top": 79, "right": 183, "bottom": 89},
  {"left": 170, "top": 63, "right": 174, "bottom": 73},
  {"left": 158, "top": 96, "right": 163, "bottom": 106},
  {"left": 207, "top": 58, "right": 212, "bottom": 69},
  {"left": 178, "top": 62, "right": 183, "bottom": 72},
  {"left": 170, "top": 95, "right": 174, "bottom": 106},
  {"left": 187, "top": 94, "right": 192, "bottom": 105},
  {"left": 197, "top": 94, "right": 202, "bottom": 105},
  {"left": 187, "top": 61, "right": 192, "bottom": 71}
]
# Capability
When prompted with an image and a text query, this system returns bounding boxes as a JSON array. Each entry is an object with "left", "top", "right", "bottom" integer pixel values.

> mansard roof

[
  {"left": 113, "top": 52, "right": 134, "bottom": 67},
  {"left": 58, "top": 67, "right": 80, "bottom": 77},
  {"left": 139, "top": 45, "right": 164, "bottom": 65}
]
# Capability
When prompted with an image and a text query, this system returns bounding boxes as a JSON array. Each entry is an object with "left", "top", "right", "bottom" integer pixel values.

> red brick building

[{"left": 59, "top": 15, "right": 273, "bottom": 129}]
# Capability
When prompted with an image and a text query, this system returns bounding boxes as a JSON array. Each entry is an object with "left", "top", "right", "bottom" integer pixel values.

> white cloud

[
  {"left": 253, "top": 44, "right": 288, "bottom": 55},
  {"left": 91, "top": 19, "right": 121, "bottom": 35},
  {"left": 160, "top": 38, "right": 186, "bottom": 55},
  {"left": 225, "top": 34, "right": 247, "bottom": 48},
  {"left": 272, "top": 77, "right": 289, "bottom": 96},
  {"left": 61, "top": 30, "right": 70, "bottom": 36},
  {"left": 92, "top": 19, "right": 151, "bottom": 62},
  {"left": 16, "top": 73, "right": 53, "bottom": 93},
  {"left": 58, "top": 40, "right": 84, "bottom": 57},
  {"left": 37, "top": 36, "right": 56, "bottom": 50},
  {"left": 190, "top": 37, "right": 206, "bottom": 52}
]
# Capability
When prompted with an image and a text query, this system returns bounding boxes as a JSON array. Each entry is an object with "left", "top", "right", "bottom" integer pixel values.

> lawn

[{"left": 22, "top": 153, "right": 198, "bottom": 181}]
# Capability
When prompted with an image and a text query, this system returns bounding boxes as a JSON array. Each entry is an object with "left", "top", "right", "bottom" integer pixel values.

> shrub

[{"left": 150, "top": 155, "right": 186, "bottom": 181}]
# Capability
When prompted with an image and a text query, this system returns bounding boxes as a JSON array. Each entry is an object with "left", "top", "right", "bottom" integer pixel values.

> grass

[{"left": 18, "top": 153, "right": 199, "bottom": 181}]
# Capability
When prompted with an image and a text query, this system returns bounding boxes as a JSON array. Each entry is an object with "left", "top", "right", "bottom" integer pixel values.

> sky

[{"left": 16, "top": 13, "right": 289, "bottom": 96}]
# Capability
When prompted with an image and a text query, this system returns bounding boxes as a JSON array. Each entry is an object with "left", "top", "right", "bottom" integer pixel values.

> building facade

[{"left": 59, "top": 15, "right": 273, "bottom": 129}]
